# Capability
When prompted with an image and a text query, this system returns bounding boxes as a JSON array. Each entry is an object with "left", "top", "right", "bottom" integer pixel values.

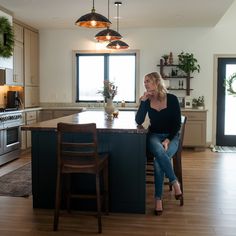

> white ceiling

[{"left": 0, "top": 0, "right": 234, "bottom": 30}]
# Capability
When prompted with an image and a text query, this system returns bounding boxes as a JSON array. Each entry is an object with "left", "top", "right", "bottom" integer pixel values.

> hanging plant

[
  {"left": 0, "top": 17, "right": 14, "bottom": 58},
  {"left": 225, "top": 73, "right": 236, "bottom": 96}
]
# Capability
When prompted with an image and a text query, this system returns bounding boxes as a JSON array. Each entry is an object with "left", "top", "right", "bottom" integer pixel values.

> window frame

[{"left": 73, "top": 50, "right": 140, "bottom": 106}]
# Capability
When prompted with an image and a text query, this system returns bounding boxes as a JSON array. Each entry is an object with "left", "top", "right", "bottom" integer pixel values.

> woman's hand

[
  {"left": 140, "top": 91, "right": 154, "bottom": 101},
  {"left": 162, "top": 138, "right": 170, "bottom": 151}
]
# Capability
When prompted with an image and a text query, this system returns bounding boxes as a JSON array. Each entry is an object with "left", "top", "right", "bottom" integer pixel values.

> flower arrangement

[
  {"left": 98, "top": 80, "right": 117, "bottom": 100},
  {"left": 192, "top": 96, "right": 205, "bottom": 107}
]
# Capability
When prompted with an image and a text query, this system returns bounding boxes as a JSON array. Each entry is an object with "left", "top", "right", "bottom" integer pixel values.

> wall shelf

[{"left": 157, "top": 59, "right": 193, "bottom": 95}]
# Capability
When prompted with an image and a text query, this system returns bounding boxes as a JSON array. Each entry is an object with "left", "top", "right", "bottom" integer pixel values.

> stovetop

[{"left": 0, "top": 107, "right": 19, "bottom": 113}]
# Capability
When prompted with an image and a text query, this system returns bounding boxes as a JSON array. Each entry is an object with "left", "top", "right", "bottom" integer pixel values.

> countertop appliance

[
  {"left": 0, "top": 110, "right": 23, "bottom": 166},
  {"left": 6, "top": 91, "right": 21, "bottom": 109}
]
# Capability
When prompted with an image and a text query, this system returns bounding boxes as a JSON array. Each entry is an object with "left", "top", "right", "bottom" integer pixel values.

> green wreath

[
  {"left": 0, "top": 17, "right": 14, "bottom": 58},
  {"left": 226, "top": 72, "right": 236, "bottom": 96}
]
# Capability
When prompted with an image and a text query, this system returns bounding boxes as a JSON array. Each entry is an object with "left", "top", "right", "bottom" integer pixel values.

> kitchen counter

[
  {"left": 22, "top": 110, "right": 147, "bottom": 133},
  {"left": 23, "top": 110, "right": 147, "bottom": 213}
]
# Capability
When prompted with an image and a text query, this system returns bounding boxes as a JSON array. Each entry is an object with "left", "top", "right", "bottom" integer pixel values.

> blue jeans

[{"left": 147, "top": 133, "right": 179, "bottom": 199}]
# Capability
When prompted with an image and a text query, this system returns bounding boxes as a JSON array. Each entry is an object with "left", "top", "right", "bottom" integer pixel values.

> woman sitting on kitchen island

[{"left": 135, "top": 71, "right": 183, "bottom": 216}]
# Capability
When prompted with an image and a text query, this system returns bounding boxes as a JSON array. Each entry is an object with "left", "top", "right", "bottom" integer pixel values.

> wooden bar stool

[
  {"left": 146, "top": 115, "right": 187, "bottom": 206},
  {"left": 53, "top": 122, "right": 109, "bottom": 233}
]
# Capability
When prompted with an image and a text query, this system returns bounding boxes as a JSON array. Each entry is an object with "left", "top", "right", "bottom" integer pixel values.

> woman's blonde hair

[{"left": 145, "top": 71, "right": 167, "bottom": 99}]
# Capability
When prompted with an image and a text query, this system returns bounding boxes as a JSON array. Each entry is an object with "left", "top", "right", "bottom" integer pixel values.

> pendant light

[
  {"left": 75, "top": 0, "right": 111, "bottom": 28},
  {"left": 107, "top": 1, "right": 129, "bottom": 49},
  {"left": 95, "top": 0, "right": 122, "bottom": 42}
]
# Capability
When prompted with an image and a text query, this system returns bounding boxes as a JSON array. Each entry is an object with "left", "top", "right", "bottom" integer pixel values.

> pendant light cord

[
  {"left": 115, "top": 2, "right": 121, "bottom": 33},
  {"left": 108, "top": 0, "right": 110, "bottom": 20},
  {"left": 92, "top": 0, "right": 95, "bottom": 13}
]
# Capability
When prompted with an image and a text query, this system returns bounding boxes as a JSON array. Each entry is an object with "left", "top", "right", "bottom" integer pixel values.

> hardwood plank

[{"left": 0, "top": 148, "right": 236, "bottom": 235}]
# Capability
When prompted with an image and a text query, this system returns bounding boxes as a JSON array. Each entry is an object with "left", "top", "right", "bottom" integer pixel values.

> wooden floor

[{"left": 0, "top": 148, "right": 236, "bottom": 235}]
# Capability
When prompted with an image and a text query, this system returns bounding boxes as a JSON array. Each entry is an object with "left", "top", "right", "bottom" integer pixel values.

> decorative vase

[{"left": 104, "top": 98, "right": 115, "bottom": 119}]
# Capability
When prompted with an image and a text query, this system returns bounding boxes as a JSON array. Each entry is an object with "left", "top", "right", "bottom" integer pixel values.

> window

[{"left": 75, "top": 51, "right": 139, "bottom": 103}]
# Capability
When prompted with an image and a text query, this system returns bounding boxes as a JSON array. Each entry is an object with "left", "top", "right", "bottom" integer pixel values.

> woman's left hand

[{"left": 162, "top": 138, "right": 170, "bottom": 151}]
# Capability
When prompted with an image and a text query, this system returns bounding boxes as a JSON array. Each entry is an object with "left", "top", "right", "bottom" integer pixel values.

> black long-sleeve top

[{"left": 135, "top": 93, "right": 181, "bottom": 140}]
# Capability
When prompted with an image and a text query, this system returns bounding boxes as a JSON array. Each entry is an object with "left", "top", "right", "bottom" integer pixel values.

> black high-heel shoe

[
  {"left": 175, "top": 193, "right": 183, "bottom": 200},
  {"left": 154, "top": 209, "right": 163, "bottom": 216},
  {"left": 173, "top": 181, "right": 183, "bottom": 200},
  {"left": 154, "top": 200, "right": 163, "bottom": 216}
]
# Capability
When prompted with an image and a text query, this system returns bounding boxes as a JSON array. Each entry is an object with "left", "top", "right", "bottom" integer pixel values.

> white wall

[{"left": 39, "top": 1, "right": 236, "bottom": 144}]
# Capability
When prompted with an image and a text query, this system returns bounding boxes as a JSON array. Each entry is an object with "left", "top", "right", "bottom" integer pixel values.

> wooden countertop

[{"left": 21, "top": 110, "right": 148, "bottom": 134}]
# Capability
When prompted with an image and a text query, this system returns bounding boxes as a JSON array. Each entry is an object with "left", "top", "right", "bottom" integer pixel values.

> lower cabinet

[
  {"left": 181, "top": 110, "right": 207, "bottom": 149},
  {"left": 21, "top": 110, "right": 39, "bottom": 149},
  {"left": 39, "top": 109, "right": 81, "bottom": 121}
]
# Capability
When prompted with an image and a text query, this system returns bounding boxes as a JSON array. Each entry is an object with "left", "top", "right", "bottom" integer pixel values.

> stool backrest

[{"left": 57, "top": 122, "right": 99, "bottom": 171}]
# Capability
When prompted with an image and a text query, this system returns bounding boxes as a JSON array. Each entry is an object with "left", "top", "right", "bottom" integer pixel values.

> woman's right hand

[{"left": 140, "top": 91, "right": 154, "bottom": 101}]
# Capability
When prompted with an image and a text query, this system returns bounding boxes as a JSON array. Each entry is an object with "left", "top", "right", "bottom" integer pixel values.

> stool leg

[
  {"left": 53, "top": 172, "right": 62, "bottom": 231},
  {"left": 65, "top": 174, "right": 71, "bottom": 212},
  {"left": 103, "top": 162, "right": 109, "bottom": 215},
  {"left": 96, "top": 173, "right": 102, "bottom": 233}
]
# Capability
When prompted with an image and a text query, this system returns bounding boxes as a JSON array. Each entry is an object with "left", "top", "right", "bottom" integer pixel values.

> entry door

[{"left": 216, "top": 58, "right": 236, "bottom": 146}]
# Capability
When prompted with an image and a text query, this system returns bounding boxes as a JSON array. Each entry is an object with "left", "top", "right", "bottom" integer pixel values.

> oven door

[
  {"left": 3, "top": 125, "right": 21, "bottom": 153},
  {"left": 0, "top": 130, "right": 4, "bottom": 155}
]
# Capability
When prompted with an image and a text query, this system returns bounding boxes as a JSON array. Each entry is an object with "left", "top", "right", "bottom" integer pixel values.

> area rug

[
  {"left": 212, "top": 146, "right": 236, "bottom": 153},
  {"left": 0, "top": 163, "right": 32, "bottom": 197}
]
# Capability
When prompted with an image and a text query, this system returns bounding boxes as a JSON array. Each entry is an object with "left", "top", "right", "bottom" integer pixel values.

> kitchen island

[{"left": 22, "top": 110, "right": 148, "bottom": 213}]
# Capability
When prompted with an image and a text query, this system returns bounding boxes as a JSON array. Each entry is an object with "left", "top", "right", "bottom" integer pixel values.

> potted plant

[
  {"left": 192, "top": 96, "right": 205, "bottom": 109},
  {"left": 177, "top": 51, "right": 200, "bottom": 76},
  {"left": 162, "top": 54, "right": 169, "bottom": 65}
]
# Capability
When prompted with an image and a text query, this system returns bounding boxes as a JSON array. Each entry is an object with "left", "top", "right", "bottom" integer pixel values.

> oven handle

[{"left": 2, "top": 123, "right": 23, "bottom": 130}]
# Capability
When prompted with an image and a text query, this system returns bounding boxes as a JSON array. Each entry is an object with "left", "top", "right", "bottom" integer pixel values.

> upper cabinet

[
  {"left": 9, "top": 20, "right": 40, "bottom": 108},
  {"left": 13, "top": 23, "right": 24, "bottom": 86},
  {"left": 24, "top": 28, "right": 39, "bottom": 86},
  {"left": 24, "top": 27, "right": 39, "bottom": 108}
]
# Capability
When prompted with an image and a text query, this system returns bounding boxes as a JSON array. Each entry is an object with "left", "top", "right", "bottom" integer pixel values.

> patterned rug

[
  {"left": 212, "top": 146, "right": 236, "bottom": 153},
  {"left": 0, "top": 163, "right": 32, "bottom": 197}
]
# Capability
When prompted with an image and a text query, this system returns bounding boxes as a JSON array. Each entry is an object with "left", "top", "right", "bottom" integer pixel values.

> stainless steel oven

[
  {"left": 3, "top": 123, "right": 21, "bottom": 153},
  {"left": 0, "top": 111, "right": 23, "bottom": 166}
]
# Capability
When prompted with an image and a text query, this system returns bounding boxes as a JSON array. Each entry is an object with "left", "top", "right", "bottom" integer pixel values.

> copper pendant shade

[
  {"left": 106, "top": 40, "right": 129, "bottom": 49},
  {"left": 95, "top": 0, "right": 122, "bottom": 41},
  {"left": 75, "top": 0, "right": 111, "bottom": 28},
  {"left": 95, "top": 28, "right": 122, "bottom": 42},
  {"left": 106, "top": 1, "right": 129, "bottom": 49}
]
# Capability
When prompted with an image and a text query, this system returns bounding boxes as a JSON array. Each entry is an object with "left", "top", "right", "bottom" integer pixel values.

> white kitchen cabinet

[
  {"left": 53, "top": 110, "right": 78, "bottom": 118},
  {"left": 24, "top": 28, "right": 39, "bottom": 86},
  {"left": 182, "top": 110, "right": 207, "bottom": 149},
  {"left": 24, "top": 86, "right": 39, "bottom": 108},
  {"left": 14, "top": 23, "right": 24, "bottom": 43},
  {"left": 13, "top": 41, "right": 24, "bottom": 86},
  {"left": 38, "top": 109, "right": 80, "bottom": 121},
  {"left": 38, "top": 110, "right": 53, "bottom": 121},
  {"left": 24, "top": 28, "right": 39, "bottom": 108},
  {"left": 11, "top": 23, "right": 24, "bottom": 86},
  {"left": 21, "top": 110, "right": 38, "bottom": 149}
]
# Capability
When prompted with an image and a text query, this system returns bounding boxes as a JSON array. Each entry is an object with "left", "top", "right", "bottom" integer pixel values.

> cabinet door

[
  {"left": 13, "top": 41, "right": 24, "bottom": 86},
  {"left": 14, "top": 23, "right": 24, "bottom": 43},
  {"left": 183, "top": 120, "right": 206, "bottom": 147},
  {"left": 24, "top": 29, "right": 39, "bottom": 86},
  {"left": 38, "top": 110, "right": 53, "bottom": 122},
  {"left": 24, "top": 86, "right": 39, "bottom": 108},
  {"left": 53, "top": 110, "right": 78, "bottom": 118},
  {"left": 26, "top": 119, "right": 36, "bottom": 148}
]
